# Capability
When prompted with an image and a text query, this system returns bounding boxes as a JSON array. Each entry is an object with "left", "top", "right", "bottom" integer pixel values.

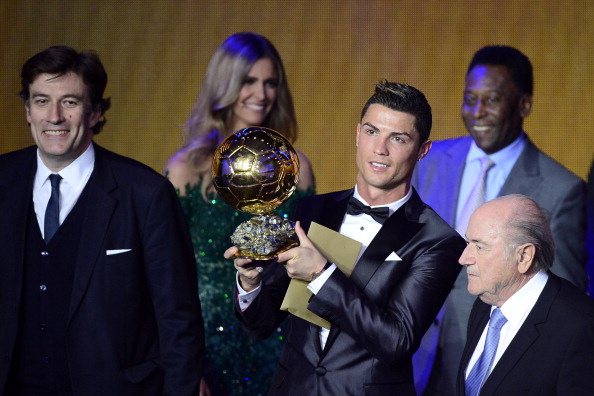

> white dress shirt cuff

[
  {"left": 307, "top": 263, "right": 337, "bottom": 295},
  {"left": 236, "top": 272, "right": 262, "bottom": 311}
]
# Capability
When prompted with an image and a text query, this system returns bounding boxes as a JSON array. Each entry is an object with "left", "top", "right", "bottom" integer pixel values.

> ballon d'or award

[{"left": 212, "top": 127, "right": 299, "bottom": 259}]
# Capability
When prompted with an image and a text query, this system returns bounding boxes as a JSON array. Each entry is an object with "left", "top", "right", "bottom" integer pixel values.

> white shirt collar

[
  {"left": 498, "top": 270, "right": 549, "bottom": 327},
  {"left": 353, "top": 185, "right": 412, "bottom": 217},
  {"left": 35, "top": 142, "right": 95, "bottom": 186},
  {"left": 466, "top": 131, "right": 526, "bottom": 168}
]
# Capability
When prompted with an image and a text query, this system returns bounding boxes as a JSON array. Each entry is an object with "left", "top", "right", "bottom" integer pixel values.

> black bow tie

[{"left": 346, "top": 197, "right": 390, "bottom": 224}]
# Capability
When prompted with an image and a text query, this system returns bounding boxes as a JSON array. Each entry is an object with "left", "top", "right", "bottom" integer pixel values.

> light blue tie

[
  {"left": 465, "top": 308, "right": 507, "bottom": 396},
  {"left": 456, "top": 156, "right": 494, "bottom": 236}
]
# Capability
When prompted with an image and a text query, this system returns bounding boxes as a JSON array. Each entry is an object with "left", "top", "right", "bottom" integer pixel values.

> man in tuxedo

[
  {"left": 0, "top": 46, "right": 205, "bottom": 395},
  {"left": 225, "top": 81, "right": 466, "bottom": 395},
  {"left": 412, "top": 45, "right": 588, "bottom": 395},
  {"left": 457, "top": 194, "right": 594, "bottom": 396}
]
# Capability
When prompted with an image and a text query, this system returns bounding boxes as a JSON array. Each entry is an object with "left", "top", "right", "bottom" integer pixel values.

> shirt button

[
  {"left": 41, "top": 251, "right": 49, "bottom": 256},
  {"left": 40, "top": 285, "right": 47, "bottom": 291},
  {"left": 43, "top": 356, "right": 50, "bottom": 364},
  {"left": 41, "top": 324, "right": 47, "bottom": 331},
  {"left": 360, "top": 226, "right": 364, "bottom": 231}
]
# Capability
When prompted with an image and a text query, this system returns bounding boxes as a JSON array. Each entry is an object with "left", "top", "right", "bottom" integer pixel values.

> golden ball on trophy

[{"left": 212, "top": 127, "right": 300, "bottom": 259}]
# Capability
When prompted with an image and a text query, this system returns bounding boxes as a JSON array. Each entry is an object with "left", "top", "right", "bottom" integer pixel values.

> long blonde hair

[{"left": 183, "top": 32, "right": 298, "bottom": 197}]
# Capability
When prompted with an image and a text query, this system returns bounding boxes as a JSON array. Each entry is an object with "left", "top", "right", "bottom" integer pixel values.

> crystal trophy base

[{"left": 230, "top": 214, "right": 297, "bottom": 260}]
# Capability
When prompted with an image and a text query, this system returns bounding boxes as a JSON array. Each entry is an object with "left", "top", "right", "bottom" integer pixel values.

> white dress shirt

[
  {"left": 33, "top": 143, "right": 95, "bottom": 240},
  {"left": 465, "top": 271, "right": 549, "bottom": 379},
  {"left": 237, "top": 185, "right": 412, "bottom": 349},
  {"left": 456, "top": 133, "right": 526, "bottom": 228}
]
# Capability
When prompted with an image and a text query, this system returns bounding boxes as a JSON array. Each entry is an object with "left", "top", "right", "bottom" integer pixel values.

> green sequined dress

[{"left": 177, "top": 183, "right": 314, "bottom": 396}]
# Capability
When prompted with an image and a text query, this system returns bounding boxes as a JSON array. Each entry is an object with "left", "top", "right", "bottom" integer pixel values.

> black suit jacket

[
  {"left": 0, "top": 145, "right": 205, "bottom": 396},
  {"left": 236, "top": 188, "right": 465, "bottom": 396},
  {"left": 457, "top": 273, "right": 594, "bottom": 396}
]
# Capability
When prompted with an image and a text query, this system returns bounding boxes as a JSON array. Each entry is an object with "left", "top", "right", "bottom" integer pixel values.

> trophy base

[
  {"left": 235, "top": 240, "right": 299, "bottom": 261},
  {"left": 231, "top": 214, "right": 297, "bottom": 260}
]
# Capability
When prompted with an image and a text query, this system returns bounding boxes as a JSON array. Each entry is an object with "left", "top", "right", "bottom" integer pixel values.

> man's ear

[
  {"left": 519, "top": 94, "right": 533, "bottom": 118},
  {"left": 516, "top": 243, "right": 536, "bottom": 274},
  {"left": 88, "top": 107, "right": 101, "bottom": 129},
  {"left": 418, "top": 139, "right": 432, "bottom": 161}
]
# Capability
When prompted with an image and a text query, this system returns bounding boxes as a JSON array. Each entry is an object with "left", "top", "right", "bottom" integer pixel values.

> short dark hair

[
  {"left": 467, "top": 45, "right": 533, "bottom": 96},
  {"left": 360, "top": 81, "right": 432, "bottom": 143},
  {"left": 20, "top": 45, "right": 111, "bottom": 134}
]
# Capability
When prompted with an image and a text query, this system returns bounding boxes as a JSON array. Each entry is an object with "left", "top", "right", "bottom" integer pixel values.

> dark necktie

[
  {"left": 346, "top": 196, "right": 390, "bottom": 224},
  {"left": 465, "top": 308, "right": 507, "bottom": 396},
  {"left": 44, "top": 173, "right": 62, "bottom": 243}
]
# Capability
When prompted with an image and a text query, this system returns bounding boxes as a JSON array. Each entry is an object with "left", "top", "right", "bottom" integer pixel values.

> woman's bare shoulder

[
  {"left": 164, "top": 150, "right": 200, "bottom": 195},
  {"left": 295, "top": 149, "right": 315, "bottom": 191}
]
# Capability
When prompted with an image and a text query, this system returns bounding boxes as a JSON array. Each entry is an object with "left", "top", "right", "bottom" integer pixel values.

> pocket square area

[
  {"left": 385, "top": 251, "right": 402, "bottom": 261},
  {"left": 106, "top": 249, "right": 132, "bottom": 255}
]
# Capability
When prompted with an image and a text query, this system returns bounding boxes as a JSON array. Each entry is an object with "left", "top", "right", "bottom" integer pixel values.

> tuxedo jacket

[
  {"left": 411, "top": 135, "right": 588, "bottom": 396},
  {"left": 0, "top": 145, "right": 205, "bottom": 396},
  {"left": 236, "top": 188, "right": 465, "bottom": 396},
  {"left": 457, "top": 273, "right": 594, "bottom": 396}
]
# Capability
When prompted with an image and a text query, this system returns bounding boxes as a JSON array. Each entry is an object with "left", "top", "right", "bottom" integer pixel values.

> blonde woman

[{"left": 166, "top": 32, "right": 314, "bottom": 395}]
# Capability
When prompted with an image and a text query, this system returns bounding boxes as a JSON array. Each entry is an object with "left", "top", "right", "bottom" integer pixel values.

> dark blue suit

[{"left": 0, "top": 145, "right": 205, "bottom": 395}]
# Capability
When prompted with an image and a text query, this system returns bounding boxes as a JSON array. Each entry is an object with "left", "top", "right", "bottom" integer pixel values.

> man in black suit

[
  {"left": 225, "top": 81, "right": 466, "bottom": 395},
  {"left": 0, "top": 46, "right": 205, "bottom": 395},
  {"left": 458, "top": 194, "right": 594, "bottom": 396}
]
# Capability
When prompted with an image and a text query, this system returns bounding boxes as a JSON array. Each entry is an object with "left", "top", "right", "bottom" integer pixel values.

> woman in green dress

[{"left": 166, "top": 32, "right": 315, "bottom": 396}]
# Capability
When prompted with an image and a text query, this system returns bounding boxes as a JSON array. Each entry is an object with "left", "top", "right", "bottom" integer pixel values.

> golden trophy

[{"left": 212, "top": 127, "right": 300, "bottom": 259}]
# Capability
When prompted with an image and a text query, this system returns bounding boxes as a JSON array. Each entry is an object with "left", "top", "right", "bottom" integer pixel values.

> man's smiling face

[
  {"left": 461, "top": 64, "right": 531, "bottom": 154},
  {"left": 26, "top": 72, "right": 100, "bottom": 171}
]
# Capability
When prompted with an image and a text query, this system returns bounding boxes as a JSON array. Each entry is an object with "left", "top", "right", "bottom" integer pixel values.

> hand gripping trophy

[{"left": 212, "top": 127, "right": 299, "bottom": 259}]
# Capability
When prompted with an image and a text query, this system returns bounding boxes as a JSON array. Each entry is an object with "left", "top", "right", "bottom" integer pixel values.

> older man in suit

[
  {"left": 0, "top": 46, "right": 205, "bottom": 396},
  {"left": 457, "top": 194, "right": 594, "bottom": 396},
  {"left": 412, "top": 45, "right": 588, "bottom": 395},
  {"left": 225, "top": 81, "right": 466, "bottom": 395}
]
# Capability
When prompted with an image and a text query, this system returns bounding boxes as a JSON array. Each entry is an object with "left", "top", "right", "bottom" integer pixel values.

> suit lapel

[
  {"left": 442, "top": 139, "right": 470, "bottom": 225},
  {"left": 68, "top": 146, "right": 118, "bottom": 323},
  {"left": 12, "top": 153, "right": 36, "bottom": 260},
  {"left": 499, "top": 138, "right": 542, "bottom": 196},
  {"left": 311, "top": 322, "right": 324, "bottom": 355},
  {"left": 312, "top": 189, "right": 351, "bottom": 232},
  {"left": 3, "top": 148, "right": 37, "bottom": 302},
  {"left": 480, "top": 275, "right": 560, "bottom": 395},
  {"left": 459, "top": 300, "right": 491, "bottom": 393},
  {"left": 322, "top": 190, "right": 425, "bottom": 355},
  {"left": 350, "top": 194, "right": 424, "bottom": 290}
]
